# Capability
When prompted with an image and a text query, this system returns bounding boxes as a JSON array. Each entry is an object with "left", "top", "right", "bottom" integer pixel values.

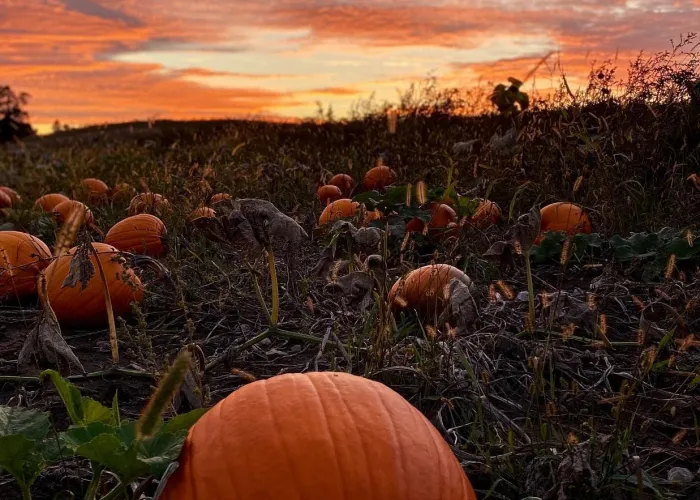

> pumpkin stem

[
  {"left": 84, "top": 463, "right": 105, "bottom": 500},
  {"left": 89, "top": 245, "right": 119, "bottom": 363},
  {"left": 247, "top": 262, "right": 272, "bottom": 325},
  {"left": 267, "top": 246, "right": 279, "bottom": 326},
  {"left": 524, "top": 251, "right": 536, "bottom": 333}
]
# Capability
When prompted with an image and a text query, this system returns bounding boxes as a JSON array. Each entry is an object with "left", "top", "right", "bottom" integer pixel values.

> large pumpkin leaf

[
  {"left": 0, "top": 435, "right": 45, "bottom": 489},
  {"left": 40, "top": 370, "right": 113, "bottom": 426},
  {"left": 0, "top": 406, "right": 50, "bottom": 440},
  {"left": 137, "top": 431, "right": 188, "bottom": 478},
  {"left": 75, "top": 433, "right": 149, "bottom": 484},
  {"left": 161, "top": 408, "right": 208, "bottom": 435}
]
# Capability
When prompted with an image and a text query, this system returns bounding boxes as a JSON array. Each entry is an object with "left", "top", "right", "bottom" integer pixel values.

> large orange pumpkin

[
  {"left": 111, "top": 183, "right": 136, "bottom": 203},
  {"left": 0, "top": 231, "right": 52, "bottom": 298},
  {"left": 328, "top": 173, "right": 355, "bottom": 197},
  {"left": 319, "top": 199, "right": 359, "bottom": 226},
  {"left": 80, "top": 178, "right": 110, "bottom": 204},
  {"left": 468, "top": 199, "right": 501, "bottom": 229},
  {"left": 104, "top": 214, "right": 167, "bottom": 257},
  {"left": 362, "top": 166, "right": 395, "bottom": 191},
  {"left": 53, "top": 200, "right": 94, "bottom": 227},
  {"left": 128, "top": 193, "right": 170, "bottom": 217},
  {"left": 317, "top": 185, "right": 343, "bottom": 206},
  {"left": 537, "top": 202, "right": 592, "bottom": 243},
  {"left": 388, "top": 264, "right": 472, "bottom": 317},
  {"left": 45, "top": 242, "right": 143, "bottom": 326},
  {"left": 0, "top": 187, "right": 21, "bottom": 207},
  {"left": 160, "top": 371, "right": 476, "bottom": 500},
  {"left": 34, "top": 193, "right": 70, "bottom": 213},
  {"left": 0, "top": 189, "right": 12, "bottom": 209}
]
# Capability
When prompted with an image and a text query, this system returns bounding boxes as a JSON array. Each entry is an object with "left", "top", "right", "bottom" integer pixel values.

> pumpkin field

[{"left": 2, "top": 52, "right": 700, "bottom": 499}]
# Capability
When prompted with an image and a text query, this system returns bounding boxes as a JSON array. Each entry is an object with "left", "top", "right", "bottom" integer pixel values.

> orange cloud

[{"left": 1, "top": 0, "right": 697, "bottom": 130}]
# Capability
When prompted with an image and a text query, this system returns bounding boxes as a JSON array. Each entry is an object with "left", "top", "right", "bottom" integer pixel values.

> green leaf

[
  {"left": 61, "top": 422, "right": 116, "bottom": 451},
  {"left": 138, "top": 431, "right": 187, "bottom": 478},
  {"left": 0, "top": 434, "right": 45, "bottom": 489},
  {"left": 111, "top": 391, "right": 120, "bottom": 427},
  {"left": 76, "top": 433, "right": 149, "bottom": 483},
  {"left": 0, "top": 406, "right": 50, "bottom": 440},
  {"left": 41, "top": 370, "right": 113, "bottom": 426},
  {"left": 162, "top": 408, "right": 208, "bottom": 435}
]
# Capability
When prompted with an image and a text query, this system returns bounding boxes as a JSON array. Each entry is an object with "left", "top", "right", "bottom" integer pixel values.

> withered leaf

[
  {"left": 62, "top": 240, "right": 94, "bottom": 290},
  {"left": 508, "top": 206, "right": 541, "bottom": 254},
  {"left": 18, "top": 274, "right": 84, "bottom": 374}
]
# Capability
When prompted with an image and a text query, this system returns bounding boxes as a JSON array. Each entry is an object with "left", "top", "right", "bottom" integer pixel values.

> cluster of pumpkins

[{"left": 0, "top": 178, "right": 231, "bottom": 327}]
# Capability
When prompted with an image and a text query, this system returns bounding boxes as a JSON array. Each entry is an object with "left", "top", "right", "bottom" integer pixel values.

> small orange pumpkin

[
  {"left": 104, "top": 214, "right": 167, "bottom": 257},
  {"left": 53, "top": 200, "right": 94, "bottom": 227},
  {"left": 0, "top": 187, "right": 21, "bottom": 207},
  {"left": 405, "top": 203, "right": 458, "bottom": 238},
  {"left": 111, "top": 183, "right": 136, "bottom": 203},
  {"left": 0, "top": 189, "right": 12, "bottom": 209},
  {"left": 468, "top": 199, "right": 501, "bottom": 229},
  {"left": 160, "top": 371, "right": 476, "bottom": 500},
  {"left": 45, "top": 242, "right": 143, "bottom": 326},
  {"left": 190, "top": 206, "right": 216, "bottom": 221},
  {"left": 362, "top": 165, "right": 395, "bottom": 191},
  {"left": 362, "top": 208, "right": 383, "bottom": 226},
  {"left": 317, "top": 185, "right": 343, "bottom": 206},
  {"left": 0, "top": 231, "right": 52, "bottom": 298},
  {"left": 319, "top": 199, "right": 359, "bottom": 226},
  {"left": 537, "top": 202, "right": 592, "bottom": 243},
  {"left": 34, "top": 193, "right": 70, "bottom": 213},
  {"left": 80, "top": 178, "right": 110, "bottom": 204},
  {"left": 328, "top": 174, "right": 355, "bottom": 197},
  {"left": 388, "top": 264, "right": 472, "bottom": 317},
  {"left": 210, "top": 193, "right": 231, "bottom": 205},
  {"left": 128, "top": 193, "right": 170, "bottom": 217}
]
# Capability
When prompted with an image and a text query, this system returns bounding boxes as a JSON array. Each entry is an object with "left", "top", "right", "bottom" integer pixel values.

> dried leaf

[
  {"left": 18, "top": 273, "right": 84, "bottom": 374},
  {"left": 446, "top": 277, "right": 478, "bottom": 326},
  {"left": 61, "top": 240, "right": 94, "bottom": 290},
  {"left": 325, "top": 271, "right": 375, "bottom": 313},
  {"left": 234, "top": 198, "right": 308, "bottom": 250},
  {"left": 508, "top": 206, "right": 541, "bottom": 254}
]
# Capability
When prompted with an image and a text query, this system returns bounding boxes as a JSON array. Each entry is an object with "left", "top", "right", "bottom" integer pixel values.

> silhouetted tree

[{"left": 0, "top": 85, "right": 35, "bottom": 143}]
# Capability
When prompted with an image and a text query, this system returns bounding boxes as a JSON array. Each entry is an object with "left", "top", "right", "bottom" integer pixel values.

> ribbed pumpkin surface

[
  {"left": 362, "top": 166, "right": 394, "bottom": 191},
  {"left": 0, "top": 189, "right": 12, "bottom": 209},
  {"left": 45, "top": 242, "right": 143, "bottom": 326},
  {"left": 0, "top": 187, "right": 21, "bottom": 207},
  {"left": 0, "top": 231, "right": 51, "bottom": 298},
  {"left": 128, "top": 193, "right": 170, "bottom": 216},
  {"left": 53, "top": 200, "right": 94, "bottom": 226},
  {"left": 388, "top": 264, "right": 472, "bottom": 316},
  {"left": 80, "top": 178, "right": 110, "bottom": 204},
  {"left": 319, "top": 199, "right": 359, "bottom": 226},
  {"left": 160, "top": 371, "right": 476, "bottom": 500},
  {"left": 104, "top": 214, "right": 167, "bottom": 257}
]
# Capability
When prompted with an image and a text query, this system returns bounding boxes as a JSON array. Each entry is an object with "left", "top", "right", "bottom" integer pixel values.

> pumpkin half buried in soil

[
  {"left": 319, "top": 198, "right": 359, "bottom": 226},
  {"left": 104, "top": 214, "right": 167, "bottom": 257},
  {"left": 362, "top": 165, "right": 395, "bottom": 191},
  {"left": 317, "top": 184, "right": 343, "bottom": 206},
  {"left": 0, "top": 187, "right": 21, "bottom": 207},
  {"left": 327, "top": 173, "right": 355, "bottom": 197},
  {"left": 53, "top": 200, "right": 94, "bottom": 227},
  {"left": 45, "top": 242, "right": 143, "bottom": 326},
  {"left": 0, "top": 231, "right": 52, "bottom": 298},
  {"left": 34, "top": 193, "right": 70, "bottom": 213},
  {"left": 537, "top": 202, "right": 592, "bottom": 243},
  {"left": 388, "top": 264, "right": 473, "bottom": 318},
  {"left": 160, "top": 371, "right": 476, "bottom": 500}
]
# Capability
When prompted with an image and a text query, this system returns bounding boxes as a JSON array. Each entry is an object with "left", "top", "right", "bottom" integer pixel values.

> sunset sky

[{"left": 2, "top": 0, "right": 699, "bottom": 134}]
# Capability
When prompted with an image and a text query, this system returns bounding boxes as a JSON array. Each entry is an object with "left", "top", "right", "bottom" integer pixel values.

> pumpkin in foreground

[
  {"left": 537, "top": 202, "right": 592, "bottom": 243},
  {"left": 45, "top": 242, "right": 143, "bottom": 326},
  {"left": 34, "top": 193, "right": 70, "bottom": 213},
  {"left": 104, "top": 214, "right": 167, "bottom": 257},
  {"left": 388, "top": 264, "right": 473, "bottom": 318},
  {"left": 0, "top": 231, "right": 52, "bottom": 298},
  {"left": 160, "top": 371, "right": 476, "bottom": 500}
]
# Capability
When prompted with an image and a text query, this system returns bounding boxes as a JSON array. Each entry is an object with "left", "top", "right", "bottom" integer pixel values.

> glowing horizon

[{"left": 3, "top": 1, "right": 698, "bottom": 134}]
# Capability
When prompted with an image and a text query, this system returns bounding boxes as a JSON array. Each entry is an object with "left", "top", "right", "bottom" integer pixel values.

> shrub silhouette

[{"left": 0, "top": 85, "right": 35, "bottom": 143}]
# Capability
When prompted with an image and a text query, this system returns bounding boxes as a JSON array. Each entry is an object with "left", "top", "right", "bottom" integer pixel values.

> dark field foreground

[{"left": 1, "top": 79, "right": 700, "bottom": 500}]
